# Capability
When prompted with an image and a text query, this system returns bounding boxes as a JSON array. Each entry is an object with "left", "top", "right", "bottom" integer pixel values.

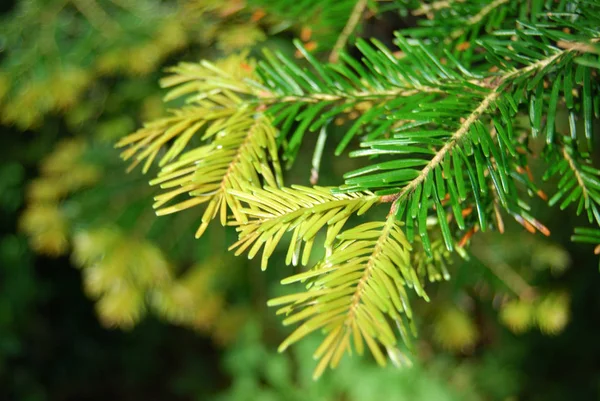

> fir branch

[
  {"left": 110, "top": 0, "right": 600, "bottom": 376},
  {"left": 386, "top": 90, "right": 500, "bottom": 211},
  {"left": 116, "top": 55, "right": 282, "bottom": 238},
  {"left": 150, "top": 113, "right": 282, "bottom": 238},
  {"left": 270, "top": 215, "right": 420, "bottom": 378},
  {"left": 252, "top": 38, "right": 476, "bottom": 160},
  {"left": 348, "top": 32, "right": 598, "bottom": 253},
  {"left": 229, "top": 185, "right": 379, "bottom": 269},
  {"left": 255, "top": 40, "right": 450, "bottom": 105},
  {"left": 378, "top": 46, "right": 579, "bottom": 213},
  {"left": 343, "top": 216, "right": 411, "bottom": 327}
]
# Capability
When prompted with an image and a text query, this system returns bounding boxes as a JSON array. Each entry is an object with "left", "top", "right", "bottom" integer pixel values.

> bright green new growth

[
  {"left": 269, "top": 216, "right": 418, "bottom": 379},
  {"left": 118, "top": 0, "right": 600, "bottom": 378},
  {"left": 228, "top": 185, "right": 379, "bottom": 270}
]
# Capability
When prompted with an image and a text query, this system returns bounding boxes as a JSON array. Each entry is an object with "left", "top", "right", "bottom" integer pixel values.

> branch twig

[
  {"left": 329, "top": 0, "right": 368, "bottom": 63},
  {"left": 413, "top": 0, "right": 464, "bottom": 17},
  {"left": 384, "top": 49, "right": 569, "bottom": 214},
  {"left": 448, "top": 0, "right": 509, "bottom": 40}
]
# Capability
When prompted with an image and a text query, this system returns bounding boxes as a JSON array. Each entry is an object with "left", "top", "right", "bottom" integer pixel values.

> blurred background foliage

[{"left": 1, "top": 0, "right": 600, "bottom": 400}]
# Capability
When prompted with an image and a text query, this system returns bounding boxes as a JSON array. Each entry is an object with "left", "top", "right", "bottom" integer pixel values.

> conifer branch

[
  {"left": 151, "top": 113, "right": 282, "bottom": 238},
  {"left": 343, "top": 215, "right": 405, "bottom": 327},
  {"left": 387, "top": 90, "right": 500, "bottom": 211},
  {"left": 270, "top": 216, "right": 421, "bottom": 378},
  {"left": 107, "top": 0, "right": 600, "bottom": 376},
  {"left": 385, "top": 47, "right": 573, "bottom": 215},
  {"left": 229, "top": 185, "right": 379, "bottom": 269}
]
